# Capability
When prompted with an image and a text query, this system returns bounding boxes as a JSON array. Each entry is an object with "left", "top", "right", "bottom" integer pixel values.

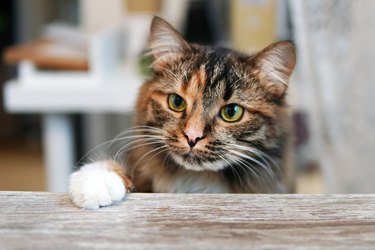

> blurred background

[{"left": 0, "top": 0, "right": 372, "bottom": 194}]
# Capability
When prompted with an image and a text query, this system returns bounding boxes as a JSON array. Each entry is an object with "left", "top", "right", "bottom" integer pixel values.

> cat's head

[{"left": 135, "top": 17, "right": 296, "bottom": 172}]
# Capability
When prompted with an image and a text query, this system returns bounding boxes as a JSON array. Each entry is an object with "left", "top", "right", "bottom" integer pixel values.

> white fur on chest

[{"left": 152, "top": 171, "right": 230, "bottom": 193}]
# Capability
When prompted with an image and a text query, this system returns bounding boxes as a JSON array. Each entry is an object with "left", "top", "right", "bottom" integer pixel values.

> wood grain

[{"left": 1, "top": 192, "right": 375, "bottom": 249}]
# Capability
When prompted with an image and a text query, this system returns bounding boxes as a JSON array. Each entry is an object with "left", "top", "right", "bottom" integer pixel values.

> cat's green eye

[
  {"left": 220, "top": 104, "right": 244, "bottom": 122},
  {"left": 168, "top": 94, "right": 187, "bottom": 112}
]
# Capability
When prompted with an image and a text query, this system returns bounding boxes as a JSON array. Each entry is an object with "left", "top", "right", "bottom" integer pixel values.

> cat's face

[{"left": 136, "top": 17, "right": 296, "bottom": 172}]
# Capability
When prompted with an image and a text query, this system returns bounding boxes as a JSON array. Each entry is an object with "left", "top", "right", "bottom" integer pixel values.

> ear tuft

[
  {"left": 255, "top": 41, "right": 296, "bottom": 97},
  {"left": 148, "top": 16, "right": 190, "bottom": 61}
]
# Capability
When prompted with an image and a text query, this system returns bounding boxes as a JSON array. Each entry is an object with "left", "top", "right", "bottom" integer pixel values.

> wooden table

[{"left": 1, "top": 192, "right": 375, "bottom": 249}]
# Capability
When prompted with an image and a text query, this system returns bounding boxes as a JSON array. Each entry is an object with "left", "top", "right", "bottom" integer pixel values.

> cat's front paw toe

[{"left": 69, "top": 162, "right": 127, "bottom": 209}]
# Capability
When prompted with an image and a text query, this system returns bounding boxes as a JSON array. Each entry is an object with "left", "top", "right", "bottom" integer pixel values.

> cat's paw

[{"left": 69, "top": 161, "right": 127, "bottom": 209}]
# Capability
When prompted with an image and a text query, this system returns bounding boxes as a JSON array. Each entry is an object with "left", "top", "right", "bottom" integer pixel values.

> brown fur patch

[{"left": 105, "top": 161, "right": 135, "bottom": 192}]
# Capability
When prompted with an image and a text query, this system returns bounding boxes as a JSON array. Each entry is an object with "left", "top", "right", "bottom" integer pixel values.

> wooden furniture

[
  {"left": 3, "top": 39, "right": 89, "bottom": 71},
  {"left": 1, "top": 192, "right": 375, "bottom": 249}
]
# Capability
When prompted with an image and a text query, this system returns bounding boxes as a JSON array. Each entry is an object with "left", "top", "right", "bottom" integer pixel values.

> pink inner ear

[
  {"left": 254, "top": 41, "right": 296, "bottom": 98},
  {"left": 148, "top": 16, "right": 191, "bottom": 61}
]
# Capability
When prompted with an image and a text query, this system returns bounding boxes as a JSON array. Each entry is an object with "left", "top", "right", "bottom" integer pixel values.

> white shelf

[
  {"left": 3, "top": 61, "right": 145, "bottom": 192},
  {"left": 4, "top": 63, "right": 144, "bottom": 114}
]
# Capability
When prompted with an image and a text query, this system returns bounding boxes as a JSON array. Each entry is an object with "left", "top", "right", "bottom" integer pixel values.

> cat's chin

[{"left": 171, "top": 153, "right": 228, "bottom": 172}]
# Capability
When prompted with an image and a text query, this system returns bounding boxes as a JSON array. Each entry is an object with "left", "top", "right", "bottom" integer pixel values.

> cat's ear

[
  {"left": 148, "top": 16, "right": 191, "bottom": 62},
  {"left": 253, "top": 41, "right": 296, "bottom": 98}
]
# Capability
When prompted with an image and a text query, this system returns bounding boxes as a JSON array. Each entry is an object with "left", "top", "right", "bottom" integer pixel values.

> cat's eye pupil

[
  {"left": 226, "top": 104, "right": 238, "bottom": 117},
  {"left": 173, "top": 95, "right": 183, "bottom": 106}
]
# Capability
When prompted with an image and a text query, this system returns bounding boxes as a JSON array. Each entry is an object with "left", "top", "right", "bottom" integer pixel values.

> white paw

[{"left": 69, "top": 161, "right": 127, "bottom": 209}]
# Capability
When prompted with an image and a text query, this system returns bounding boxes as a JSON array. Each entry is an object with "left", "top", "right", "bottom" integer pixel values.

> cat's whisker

[
  {"left": 217, "top": 153, "right": 243, "bottom": 186},
  {"left": 166, "top": 151, "right": 174, "bottom": 169},
  {"left": 161, "top": 151, "right": 172, "bottom": 170},
  {"left": 225, "top": 153, "right": 264, "bottom": 184},
  {"left": 209, "top": 148, "right": 258, "bottom": 186},
  {"left": 251, "top": 148, "right": 281, "bottom": 174},
  {"left": 109, "top": 131, "right": 165, "bottom": 143},
  {"left": 232, "top": 154, "right": 275, "bottom": 191},
  {"left": 228, "top": 143, "right": 281, "bottom": 174},
  {"left": 128, "top": 146, "right": 169, "bottom": 178},
  {"left": 228, "top": 149, "right": 277, "bottom": 182},
  {"left": 110, "top": 134, "right": 165, "bottom": 143},
  {"left": 125, "top": 125, "right": 166, "bottom": 133},
  {"left": 77, "top": 126, "right": 166, "bottom": 166},
  {"left": 106, "top": 126, "right": 165, "bottom": 143},
  {"left": 112, "top": 136, "right": 165, "bottom": 161},
  {"left": 228, "top": 144, "right": 276, "bottom": 170},
  {"left": 113, "top": 139, "right": 165, "bottom": 162},
  {"left": 131, "top": 145, "right": 170, "bottom": 174},
  {"left": 229, "top": 149, "right": 274, "bottom": 181}
]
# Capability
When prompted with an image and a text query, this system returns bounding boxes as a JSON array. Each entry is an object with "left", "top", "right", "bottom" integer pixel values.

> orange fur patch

[{"left": 106, "top": 161, "right": 135, "bottom": 192}]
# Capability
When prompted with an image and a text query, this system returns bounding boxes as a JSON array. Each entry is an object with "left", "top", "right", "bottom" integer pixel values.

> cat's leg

[{"left": 69, "top": 160, "right": 134, "bottom": 209}]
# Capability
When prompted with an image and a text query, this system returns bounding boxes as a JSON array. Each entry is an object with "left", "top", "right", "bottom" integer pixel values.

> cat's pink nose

[{"left": 184, "top": 129, "right": 204, "bottom": 148}]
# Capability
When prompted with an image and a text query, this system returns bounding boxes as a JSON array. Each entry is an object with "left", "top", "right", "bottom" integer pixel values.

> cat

[{"left": 69, "top": 16, "right": 296, "bottom": 209}]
